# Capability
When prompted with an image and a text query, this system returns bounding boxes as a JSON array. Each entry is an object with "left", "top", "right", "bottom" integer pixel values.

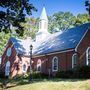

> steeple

[
  {"left": 40, "top": 7, "right": 48, "bottom": 21},
  {"left": 39, "top": 7, "right": 48, "bottom": 32},
  {"left": 36, "top": 7, "right": 50, "bottom": 42}
]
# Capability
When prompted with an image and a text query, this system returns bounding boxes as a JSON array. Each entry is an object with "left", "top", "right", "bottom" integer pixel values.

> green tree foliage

[
  {"left": 85, "top": 0, "right": 90, "bottom": 15},
  {"left": 48, "top": 12, "right": 76, "bottom": 33},
  {"left": 48, "top": 12, "right": 90, "bottom": 33},
  {"left": 0, "top": 0, "right": 37, "bottom": 36},
  {"left": 0, "top": 17, "right": 39, "bottom": 56},
  {"left": 21, "top": 17, "right": 39, "bottom": 39},
  {"left": 75, "top": 14, "right": 90, "bottom": 26},
  {"left": 0, "top": 32, "right": 10, "bottom": 56}
]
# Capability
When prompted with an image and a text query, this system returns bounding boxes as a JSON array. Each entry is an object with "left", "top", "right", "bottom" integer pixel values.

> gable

[{"left": 75, "top": 29, "right": 90, "bottom": 51}]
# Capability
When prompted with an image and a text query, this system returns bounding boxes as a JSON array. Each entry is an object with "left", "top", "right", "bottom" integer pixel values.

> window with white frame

[
  {"left": 86, "top": 47, "right": 90, "bottom": 65},
  {"left": 5, "top": 61, "right": 10, "bottom": 76},
  {"left": 52, "top": 56, "right": 58, "bottom": 71},
  {"left": 37, "top": 59, "right": 41, "bottom": 72},
  {"left": 22, "top": 64, "right": 27, "bottom": 73},
  {"left": 72, "top": 53, "right": 78, "bottom": 68}
]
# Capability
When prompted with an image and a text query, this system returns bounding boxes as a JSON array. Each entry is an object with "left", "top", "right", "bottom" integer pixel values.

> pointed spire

[
  {"left": 40, "top": 7, "right": 48, "bottom": 20},
  {"left": 35, "top": 6, "right": 50, "bottom": 42}
]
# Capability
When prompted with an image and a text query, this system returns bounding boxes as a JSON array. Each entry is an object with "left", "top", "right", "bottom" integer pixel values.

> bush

[
  {"left": 56, "top": 70, "right": 73, "bottom": 78},
  {"left": 32, "top": 72, "right": 42, "bottom": 79},
  {"left": 77, "top": 66, "right": 90, "bottom": 78},
  {"left": 32, "top": 72, "right": 48, "bottom": 79},
  {"left": 0, "top": 72, "right": 5, "bottom": 78},
  {"left": 56, "top": 66, "right": 90, "bottom": 79}
]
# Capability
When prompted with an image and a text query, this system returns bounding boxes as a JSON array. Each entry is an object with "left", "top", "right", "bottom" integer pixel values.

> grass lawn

[{"left": 0, "top": 78, "right": 90, "bottom": 90}]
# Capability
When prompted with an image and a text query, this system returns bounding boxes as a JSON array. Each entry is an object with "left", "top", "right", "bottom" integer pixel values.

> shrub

[
  {"left": 56, "top": 70, "right": 73, "bottom": 78},
  {"left": 77, "top": 66, "right": 90, "bottom": 78},
  {"left": 32, "top": 72, "right": 42, "bottom": 79},
  {"left": 56, "top": 66, "right": 90, "bottom": 79},
  {"left": 32, "top": 72, "right": 48, "bottom": 79},
  {"left": 0, "top": 72, "right": 5, "bottom": 78}
]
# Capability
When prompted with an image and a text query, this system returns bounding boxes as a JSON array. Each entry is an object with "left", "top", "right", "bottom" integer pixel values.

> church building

[{"left": 1, "top": 7, "right": 90, "bottom": 77}]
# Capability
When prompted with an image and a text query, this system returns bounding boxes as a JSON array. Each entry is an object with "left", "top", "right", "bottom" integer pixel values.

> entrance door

[{"left": 5, "top": 61, "right": 10, "bottom": 76}]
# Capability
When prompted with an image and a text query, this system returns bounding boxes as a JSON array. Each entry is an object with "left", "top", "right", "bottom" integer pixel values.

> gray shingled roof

[{"left": 10, "top": 23, "right": 90, "bottom": 56}]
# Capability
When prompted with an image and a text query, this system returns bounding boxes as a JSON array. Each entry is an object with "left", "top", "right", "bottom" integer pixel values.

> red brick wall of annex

[
  {"left": 12, "top": 56, "right": 30, "bottom": 77},
  {"left": 33, "top": 50, "right": 75, "bottom": 75},
  {"left": 19, "top": 56, "right": 30, "bottom": 74},
  {"left": 77, "top": 30, "right": 90, "bottom": 66},
  {"left": 1, "top": 39, "right": 31, "bottom": 77},
  {"left": 1, "top": 39, "right": 17, "bottom": 77}
]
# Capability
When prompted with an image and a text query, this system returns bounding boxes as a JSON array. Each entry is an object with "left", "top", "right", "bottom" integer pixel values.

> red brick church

[{"left": 1, "top": 7, "right": 90, "bottom": 77}]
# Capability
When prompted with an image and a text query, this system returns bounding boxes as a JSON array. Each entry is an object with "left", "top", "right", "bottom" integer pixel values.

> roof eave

[{"left": 22, "top": 48, "right": 75, "bottom": 58}]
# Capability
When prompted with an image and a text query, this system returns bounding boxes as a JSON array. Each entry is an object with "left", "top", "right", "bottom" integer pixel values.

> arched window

[
  {"left": 86, "top": 47, "right": 90, "bottom": 65},
  {"left": 72, "top": 53, "right": 78, "bottom": 68},
  {"left": 52, "top": 56, "right": 58, "bottom": 71},
  {"left": 22, "top": 64, "right": 27, "bottom": 73},
  {"left": 6, "top": 47, "right": 12, "bottom": 57},
  {"left": 5, "top": 61, "right": 10, "bottom": 76},
  {"left": 37, "top": 59, "right": 42, "bottom": 72}
]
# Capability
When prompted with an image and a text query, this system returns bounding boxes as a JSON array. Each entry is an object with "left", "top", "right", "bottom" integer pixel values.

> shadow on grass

[
  {"left": 15, "top": 78, "right": 87, "bottom": 86},
  {"left": 0, "top": 78, "right": 88, "bottom": 89}
]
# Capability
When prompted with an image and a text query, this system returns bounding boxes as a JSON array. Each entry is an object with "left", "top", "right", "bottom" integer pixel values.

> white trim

[
  {"left": 22, "top": 63, "right": 27, "bottom": 73},
  {"left": 33, "top": 49, "right": 74, "bottom": 58},
  {"left": 72, "top": 53, "right": 77, "bottom": 69},
  {"left": 5, "top": 61, "right": 10, "bottom": 76},
  {"left": 86, "top": 47, "right": 90, "bottom": 65},
  {"left": 33, "top": 54, "right": 45, "bottom": 58},
  {"left": 6, "top": 47, "right": 12, "bottom": 57},
  {"left": 52, "top": 56, "right": 58, "bottom": 72},
  {"left": 75, "top": 29, "right": 88, "bottom": 51},
  {"left": 37, "top": 59, "right": 42, "bottom": 72},
  {"left": 47, "top": 49, "right": 74, "bottom": 56}
]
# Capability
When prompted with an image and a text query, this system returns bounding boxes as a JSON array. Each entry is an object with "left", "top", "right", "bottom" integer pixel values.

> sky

[{"left": 30, "top": 0, "right": 88, "bottom": 18}]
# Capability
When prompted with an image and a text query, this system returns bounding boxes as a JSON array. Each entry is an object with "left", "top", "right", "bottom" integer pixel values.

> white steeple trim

[
  {"left": 39, "top": 7, "right": 48, "bottom": 32},
  {"left": 36, "top": 7, "right": 50, "bottom": 42},
  {"left": 40, "top": 7, "right": 48, "bottom": 20}
]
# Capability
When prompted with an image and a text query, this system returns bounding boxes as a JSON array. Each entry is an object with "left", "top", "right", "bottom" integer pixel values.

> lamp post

[
  {"left": 29, "top": 44, "right": 33, "bottom": 81},
  {"left": 85, "top": 0, "right": 90, "bottom": 15}
]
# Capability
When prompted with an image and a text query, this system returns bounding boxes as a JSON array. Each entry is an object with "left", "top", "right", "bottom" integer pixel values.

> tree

[
  {"left": 0, "top": 0, "right": 37, "bottom": 36},
  {"left": 85, "top": 0, "right": 90, "bottom": 15},
  {"left": 75, "top": 14, "right": 90, "bottom": 26},
  {"left": 48, "top": 16, "right": 58, "bottom": 33},
  {"left": 21, "top": 17, "right": 39, "bottom": 39},
  {"left": 48, "top": 12, "right": 76, "bottom": 33},
  {"left": 48, "top": 11, "right": 90, "bottom": 33},
  {"left": 0, "top": 32, "right": 10, "bottom": 56}
]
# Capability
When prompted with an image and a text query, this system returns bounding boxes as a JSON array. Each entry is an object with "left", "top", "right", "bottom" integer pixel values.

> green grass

[{"left": 0, "top": 78, "right": 90, "bottom": 90}]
